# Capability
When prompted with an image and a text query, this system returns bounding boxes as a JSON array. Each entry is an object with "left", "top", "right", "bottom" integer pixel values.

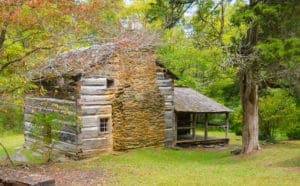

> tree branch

[
  {"left": 0, "top": 22, "right": 8, "bottom": 49},
  {"left": 0, "top": 47, "right": 52, "bottom": 72},
  {"left": 0, "top": 142, "right": 14, "bottom": 166}
]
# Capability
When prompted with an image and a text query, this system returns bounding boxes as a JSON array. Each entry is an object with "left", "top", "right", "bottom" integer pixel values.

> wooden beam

[
  {"left": 225, "top": 113, "right": 229, "bottom": 138},
  {"left": 204, "top": 113, "right": 208, "bottom": 140},
  {"left": 175, "top": 114, "right": 178, "bottom": 143},
  {"left": 193, "top": 114, "right": 197, "bottom": 141}
]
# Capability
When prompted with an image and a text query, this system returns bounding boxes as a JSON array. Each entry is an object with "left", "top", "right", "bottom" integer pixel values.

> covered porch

[{"left": 174, "top": 87, "right": 232, "bottom": 146}]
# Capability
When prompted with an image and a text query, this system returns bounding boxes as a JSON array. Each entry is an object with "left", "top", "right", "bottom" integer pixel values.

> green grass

[
  {"left": 1, "top": 133, "right": 299, "bottom": 186},
  {"left": 0, "top": 133, "right": 24, "bottom": 158},
  {"left": 89, "top": 144, "right": 300, "bottom": 185}
]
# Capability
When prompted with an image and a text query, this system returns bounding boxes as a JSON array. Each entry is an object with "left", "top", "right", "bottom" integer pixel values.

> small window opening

[
  {"left": 107, "top": 79, "right": 114, "bottom": 88},
  {"left": 100, "top": 118, "right": 108, "bottom": 133}
]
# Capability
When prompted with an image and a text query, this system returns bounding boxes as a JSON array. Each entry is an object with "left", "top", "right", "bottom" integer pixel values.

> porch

[{"left": 174, "top": 87, "right": 232, "bottom": 146}]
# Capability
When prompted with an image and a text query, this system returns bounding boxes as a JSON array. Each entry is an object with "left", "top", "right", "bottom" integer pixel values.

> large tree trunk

[
  {"left": 240, "top": 70, "right": 260, "bottom": 153},
  {"left": 239, "top": 0, "right": 261, "bottom": 154}
]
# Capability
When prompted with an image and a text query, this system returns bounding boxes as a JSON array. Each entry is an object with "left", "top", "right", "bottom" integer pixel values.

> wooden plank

[
  {"left": 25, "top": 97, "right": 76, "bottom": 112},
  {"left": 58, "top": 131, "right": 77, "bottom": 144},
  {"left": 82, "top": 77, "right": 107, "bottom": 86},
  {"left": 225, "top": 113, "right": 229, "bottom": 138},
  {"left": 192, "top": 114, "right": 197, "bottom": 141},
  {"left": 175, "top": 113, "right": 178, "bottom": 143},
  {"left": 159, "top": 87, "right": 172, "bottom": 95},
  {"left": 164, "top": 128, "right": 173, "bottom": 142},
  {"left": 204, "top": 113, "right": 208, "bottom": 140},
  {"left": 79, "top": 127, "right": 110, "bottom": 139},
  {"left": 80, "top": 105, "right": 112, "bottom": 115},
  {"left": 156, "top": 72, "right": 165, "bottom": 80},
  {"left": 156, "top": 79, "right": 172, "bottom": 87},
  {"left": 24, "top": 121, "right": 33, "bottom": 132},
  {"left": 0, "top": 169, "right": 55, "bottom": 186},
  {"left": 79, "top": 95, "right": 113, "bottom": 105},
  {"left": 177, "top": 127, "right": 195, "bottom": 129},
  {"left": 80, "top": 138, "right": 110, "bottom": 150},
  {"left": 78, "top": 148, "right": 112, "bottom": 157},
  {"left": 53, "top": 141, "right": 78, "bottom": 152},
  {"left": 79, "top": 115, "right": 111, "bottom": 127},
  {"left": 25, "top": 97, "right": 75, "bottom": 105},
  {"left": 24, "top": 106, "right": 76, "bottom": 115},
  {"left": 80, "top": 86, "right": 108, "bottom": 95},
  {"left": 163, "top": 95, "right": 173, "bottom": 102}
]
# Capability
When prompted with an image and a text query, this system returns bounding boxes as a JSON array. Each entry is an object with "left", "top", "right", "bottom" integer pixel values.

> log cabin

[{"left": 24, "top": 31, "right": 231, "bottom": 157}]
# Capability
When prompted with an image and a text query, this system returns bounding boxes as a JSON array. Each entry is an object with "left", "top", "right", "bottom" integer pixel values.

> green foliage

[
  {"left": 31, "top": 112, "right": 61, "bottom": 145},
  {"left": 0, "top": 104, "right": 23, "bottom": 134},
  {"left": 231, "top": 105, "right": 242, "bottom": 136},
  {"left": 259, "top": 88, "right": 297, "bottom": 141},
  {"left": 31, "top": 112, "right": 61, "bottom": 161},
  {"left": 287, "top": 126, "right": 300, "bottom": 140}
]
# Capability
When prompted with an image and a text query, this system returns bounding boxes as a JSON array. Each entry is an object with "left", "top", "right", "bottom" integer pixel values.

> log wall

[
  {"left": 24, "top": 97, "right": 79, "bottom": 156},
  {"left": 24, "top": 50, "right": 175, "bottom": 157},
  {"left": 77, "top": 77, "right": 113, "bottom": 156},
  {"left": 156, "top": 72, "right": 176, "bottom": 147}
]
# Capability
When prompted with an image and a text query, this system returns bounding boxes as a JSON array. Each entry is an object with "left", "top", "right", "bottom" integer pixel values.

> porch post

[
  {"left": 192, "top": 113, "right": 197, "bottom": 141},
  {"left": 225, "top": 112, "right": 229, "bottom": 138},
  {"left": 204, "top": 113, "right": 208, "bottom": 140}
]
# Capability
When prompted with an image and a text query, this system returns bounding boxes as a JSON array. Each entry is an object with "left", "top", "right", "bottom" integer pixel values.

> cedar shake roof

[
  {"left": 174, "top": 87, "right": 232, "bottom": 113},
  {"left": 29, "top": 43, "right": 115, "bottom": 81},
  {"left": 29, "top": 29, "right": 160, "bottom": 81}
]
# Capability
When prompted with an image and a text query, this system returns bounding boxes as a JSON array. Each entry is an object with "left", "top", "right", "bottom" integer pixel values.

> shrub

[
  {"left": 259, "top": 88, "right": 297, "bottom": 141},
  {"left": 287, "top": 126, "right": 300, "bottom": 140}
]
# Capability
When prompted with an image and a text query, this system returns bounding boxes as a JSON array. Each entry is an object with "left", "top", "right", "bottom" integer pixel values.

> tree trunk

[{"left": 240, "top": 70, "right": 260, "bottom": 154}]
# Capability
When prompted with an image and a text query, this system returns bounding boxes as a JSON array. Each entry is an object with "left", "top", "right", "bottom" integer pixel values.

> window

[{"left": 99, "top": 118, "right": 108, "bottom": 133}]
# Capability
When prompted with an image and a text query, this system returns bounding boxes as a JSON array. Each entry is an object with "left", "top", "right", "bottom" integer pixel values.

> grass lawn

[
  {"left": 0, "top": 132, "right": 299, "bottom": 186},
  {"left": 0, "top": 133, "right": 24, "bottom": 158}
]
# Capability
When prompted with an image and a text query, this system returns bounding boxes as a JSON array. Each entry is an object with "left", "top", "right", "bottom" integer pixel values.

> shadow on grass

[{"left": 277, "top": 156, "right": 300, "bottom": 168}]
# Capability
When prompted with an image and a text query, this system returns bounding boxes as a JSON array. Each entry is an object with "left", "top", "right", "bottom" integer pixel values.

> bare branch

[
  {"left": 0, "top": 47, "right": 52, "bottom": 72},
  {"left": 0, "top": 22, "right": 8, "bottom": 49},
  {"left": 0, "top": 142, "right": 14, "bottom": 166}
]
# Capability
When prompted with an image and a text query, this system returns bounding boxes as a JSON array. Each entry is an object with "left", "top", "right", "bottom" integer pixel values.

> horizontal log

[
  {"left": 165, "top": 128, "right": 174, "bottom": 141},
  {"left": 82, "top": 77, "right": 107, "bottom": 86},
  {"left": 24, "top": 121, "right": 33, "bottom": 132},
  {"left": 159, "top": 87, "right": 173, "bottom": 95},
  {"left": 80, "top": 86, "right": 107, "bottom": 95},
  {"left": 163, "top": 95, "right": 173, "bottom": 102},
  {"left": 24, "top": 106, "right": 76, "bottom": 115},
  {"left": 157, "top": 79, "right": 172, "bottom": 87},
  {"left": 24, "top": 113, "right": 77, "bottom": 127},
  {"left": 156, "top": 72, "right": 165, "bottom": 80},
  {"left": 80, "top": 105, "right": 112, "bottom": 115},
  {"left": 79, "top": 127, "right": 110, "bottom": 139},
  {"left": 165, "top": 101, "right": 173, "bottom": 106},
  {"left": 78, "top": 148, "right": 112, "bottom": 157},
  {"left": 78, "top": 95, "right": 113, "bottom": 105},
  {"left": 79, "top": 115, "right": 111, "bottom": 127},
  {"left": 53, "top": 141, "right": 78, "bottom": 152},
  {"left": 25, "top": 97, "right": 76, "bottom": 112},
  {"left": 80, "top": 137, "right": 110, "bottom": 150},
  {"left": 164, "top": 105, "right": 174, "bottom": 111},
  {"left": 58, "top": 131, "right": 77, "bottom": 144},
  {"left": 164, "top": 119, "right": 174, "bottom": 129}
]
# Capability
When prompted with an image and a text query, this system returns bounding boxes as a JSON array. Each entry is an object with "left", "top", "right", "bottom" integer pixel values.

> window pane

[{"left": 100, "top": 118, "right": 108, "bottom": 132}]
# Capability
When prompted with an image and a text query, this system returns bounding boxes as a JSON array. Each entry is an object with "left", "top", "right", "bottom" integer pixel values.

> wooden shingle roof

[
  {"left": 174, "top": 87, "right": 232, "bottom": 113},
  {"left": 29, "top": 43, "right": 115, "bottom": 81}
]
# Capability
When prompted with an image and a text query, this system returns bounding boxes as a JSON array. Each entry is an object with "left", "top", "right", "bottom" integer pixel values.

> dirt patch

[{"left": 0, "top": 163, "right": 113, "bottom": 185}]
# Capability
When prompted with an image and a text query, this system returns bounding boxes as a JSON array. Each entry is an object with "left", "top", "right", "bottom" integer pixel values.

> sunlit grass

[
  {"left": 0, "top": 133, "right": 299, "bottom": 185},
  {"left": 0, "top": 133, "right": 24, "bottom": 158}
]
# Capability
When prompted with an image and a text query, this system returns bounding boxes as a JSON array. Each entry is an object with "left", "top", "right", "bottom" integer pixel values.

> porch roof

[{"left": 174, "top": 87, "right": 232, "bottom": 113}]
